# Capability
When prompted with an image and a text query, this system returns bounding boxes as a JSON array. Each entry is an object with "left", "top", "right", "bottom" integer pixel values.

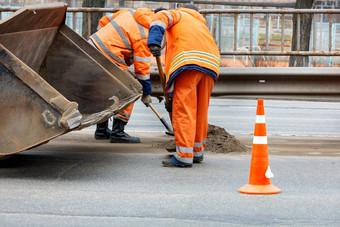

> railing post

[
  {"left": 329, "top": 13, "right": 333, "bottom": 52},
  {"left": 313, "top": 13, "right": 317, "bottom": 53},
  {"left": 218, "top": 13, "right": 222, "bottom": 52},
  {"left": 234, "top": 13, "right": 238, "bottom": 51},
  {"left": 297, "top": 13, "right": 301, "bottom": 52},
  {"left": 281, "top": 13, "right": 284, "bottom": 52},
  {"left": 87, "top": 11, "right": 91, "bottom": 39},
  {"left": 250, "top": 13, "right": 253, "bottom": 52},
  {"left": 266, "top": 13, "right": 270, "bottom": 51},
  {"left": 72, "top": 12, "right": 76, "bottom": 31}
]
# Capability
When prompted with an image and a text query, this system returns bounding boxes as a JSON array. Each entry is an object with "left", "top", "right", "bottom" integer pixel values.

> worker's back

[
  {"left": 163, "top": 8, "right": 220, "bottom": 80},
  {"left": 90, "top": 8, "right": 154, "bottom": 69}
]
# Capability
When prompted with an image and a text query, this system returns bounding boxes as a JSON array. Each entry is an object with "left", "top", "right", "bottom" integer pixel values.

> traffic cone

[{"left": 239, "top": 99, "right": 281, "bottom": 195}]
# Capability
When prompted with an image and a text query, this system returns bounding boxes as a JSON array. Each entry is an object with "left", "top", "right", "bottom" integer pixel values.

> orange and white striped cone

[{"left": 239, "top": 99, "right": 281, "bottom": 195}]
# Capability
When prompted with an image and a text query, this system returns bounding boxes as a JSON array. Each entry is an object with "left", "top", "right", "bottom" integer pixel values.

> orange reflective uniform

[
  {"left": 97, "top": 14, "right": 113, "bottom": 31},
  {"left": 148, "top": 8, "right": 220, "bottom": 165},
  {"left": 90, "top": 8, "right": 154, "bottom": 122}
]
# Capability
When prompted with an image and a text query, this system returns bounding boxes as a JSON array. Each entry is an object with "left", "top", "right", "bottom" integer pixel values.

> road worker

[
  {"left": 89, "top": 8, "right": 154, "bottom": 143},
  {"left": 147, "top": 4, "right": 220, "bottom": 167}
]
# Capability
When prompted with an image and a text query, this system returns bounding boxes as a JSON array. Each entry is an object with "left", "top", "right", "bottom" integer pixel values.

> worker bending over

[
  {"left": 147, "top": 4, "right": 220, "bottom": 167},
  {"left": 89, "top": 8, "right": 154, "bottom": 143}
]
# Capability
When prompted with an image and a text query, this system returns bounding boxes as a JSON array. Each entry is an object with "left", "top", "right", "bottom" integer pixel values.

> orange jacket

[
  {"left": 96, "top": 10, "right": 127, "bottom": 30},
  {"left": 97, "top": 14, "right": 113, "bottom": 30},
  {"left": 147, "top": 8, "right": 220, "bottom": 93},
  {"left": 90, "top": 8, "right": 154, "bottom": 95}
]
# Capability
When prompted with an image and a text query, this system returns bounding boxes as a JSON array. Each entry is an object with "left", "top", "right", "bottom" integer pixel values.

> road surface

[{"left": 0, "top": 98, "right": 339, "bottom": 226}]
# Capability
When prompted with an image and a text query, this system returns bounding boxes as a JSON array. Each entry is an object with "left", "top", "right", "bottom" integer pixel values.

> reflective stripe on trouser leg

[
  {"left": 194, "top": 74, "right": 214, "bottom": 158},
  {"left": 115, "top": 103, "right": 134, "bottom": 122},
  {"left": 174, "top": 146, "right": 193, "bottom": 164},
  {"left": 172, "top": 70, "right": 213, "bottom": 164},
  {"left": 194, "top": 139, "right": 206, "bottom": 158}
]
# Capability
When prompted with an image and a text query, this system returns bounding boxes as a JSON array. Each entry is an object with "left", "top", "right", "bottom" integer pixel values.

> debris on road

[{"left": 155, "top": 124, "right": 249, "bottom": 153}]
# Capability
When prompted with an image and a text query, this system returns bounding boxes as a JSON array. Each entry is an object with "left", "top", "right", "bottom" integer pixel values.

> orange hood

[
  {"left": 134, "top": 8, "right": 155, "bottom": 28},
  {"left": 177, "top": 7, "right": 207, "bottom": 26}
]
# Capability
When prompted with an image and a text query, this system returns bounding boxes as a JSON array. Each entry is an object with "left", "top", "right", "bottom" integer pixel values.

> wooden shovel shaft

[
  {"left": 148, "top": 103, "right": 173, "bottom": 133},
  {"left": 156, "top": 56, "right": 170, "bottom": 104},
  {"left": 156, "top": 56, "right": 172, "bottom": 120}
]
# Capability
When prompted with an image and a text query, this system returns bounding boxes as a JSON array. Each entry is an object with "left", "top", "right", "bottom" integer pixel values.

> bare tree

[
  {"left": 82, "top": 0, "right": 106, "bottom": 39},
  {"left": 289, "top": 0, "right": 315, "bottom": 67}
]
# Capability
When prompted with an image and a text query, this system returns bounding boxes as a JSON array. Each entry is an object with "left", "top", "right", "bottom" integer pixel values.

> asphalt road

[
  {"left": 0, "top": 98, "right": 339, "bottom": 226},
  {"left": 128, "top": 97, "right": 340, "bottom": 137}
]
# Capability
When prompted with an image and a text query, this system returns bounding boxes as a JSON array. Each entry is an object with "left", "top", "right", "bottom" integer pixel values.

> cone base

[{"left": 238, "top": 184, "right": 281, "bottom": 195}]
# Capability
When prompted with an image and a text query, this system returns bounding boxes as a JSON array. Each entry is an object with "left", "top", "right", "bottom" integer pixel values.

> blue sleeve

[
  {"left": 147, "top": 25, "right": 165, "bottom": 47},
  {"left": 138, "top": 79, "right": 152, "bottom": 96}
]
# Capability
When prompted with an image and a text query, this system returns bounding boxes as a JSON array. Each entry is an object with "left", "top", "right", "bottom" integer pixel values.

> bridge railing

[
  {"left": 1, "top": 6, "right": 339, "bottom": 99},
  {"left": 0, "top": 7, "right": 340, "bottom": 56},
  {"left": 200, "top": 9, "right": 340, "bottom": 57},
  {"left": 1, "top": 7, "right": 340, "bottom": 57}
]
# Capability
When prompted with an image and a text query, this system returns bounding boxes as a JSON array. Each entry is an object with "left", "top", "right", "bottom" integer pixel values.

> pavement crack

[{"left": 53, "top": 161, "right": 83, "bottom": 183}]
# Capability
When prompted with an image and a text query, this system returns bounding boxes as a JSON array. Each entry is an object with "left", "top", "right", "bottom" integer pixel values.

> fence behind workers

[
  {"left": 1, "top": 5, "right": 340, "bottom": 99},
  {"left": 1, "top": 7, "right": 339, "bottom": 54}
]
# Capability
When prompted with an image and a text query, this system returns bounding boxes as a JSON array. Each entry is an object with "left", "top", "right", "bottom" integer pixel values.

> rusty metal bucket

[{"left": 0, "top": 3, "right": 142, "bottom": 156}]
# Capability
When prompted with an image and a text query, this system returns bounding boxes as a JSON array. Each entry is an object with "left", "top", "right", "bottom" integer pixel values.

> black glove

[
  {"left": 149, "top": 44, "right": 161, "bottom": 57},
  {"left": 165, "top": 100, "right": 172, "bottom": 113}
]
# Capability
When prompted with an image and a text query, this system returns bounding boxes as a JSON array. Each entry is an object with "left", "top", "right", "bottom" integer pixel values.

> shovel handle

[
  {"left": 149, "top": 103, "right": 173, "bottom": 133},
  {"left": 156, "top": 56, "right": 170, "bottom": 104}
]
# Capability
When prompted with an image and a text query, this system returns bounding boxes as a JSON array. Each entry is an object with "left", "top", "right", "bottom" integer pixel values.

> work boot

[
  {"left": 94, "top": 120, "right": 111, "bottom": 140},
  {"left": 162, "top": 156, "right": 192, "bottom": 168},
  {"left": 162, "top": 160, "right": 192, "bottom": 168},
  {"left": 110, "top": 118, "right": 140, "bottom": 143},
  {"left": 193, "top": 155, "right": 204, "bottom": 163}
]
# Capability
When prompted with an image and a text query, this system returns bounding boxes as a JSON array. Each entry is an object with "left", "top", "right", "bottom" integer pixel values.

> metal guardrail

[
  {"left": 200, "top": 9, "right": 340, "bottom": 56},
  {"left": 1, "top": 7, "right": 340, "bottom": 56},
  {"left": 150, "top": 67, "right": 340, "bottom": 99},
  {"left": 2, "top": 6, "right": 340, "bottom": 100}
]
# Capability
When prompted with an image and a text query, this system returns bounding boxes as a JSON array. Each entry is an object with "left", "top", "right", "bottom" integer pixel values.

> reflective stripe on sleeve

[
  {"left": 150, "top": 21, "right": 166, "bottom": 29},
  {"left": 136, "top": 74, "right": 150, "bottom": 80},
  {"left": 165, "top": 11, "right": 174, "bottom": 27},
  {"left": 91, "top": 34, "right": 127, "bottom": 66},
  {"left": 134, "top": 56, "right": 150, "bottom": 63}
]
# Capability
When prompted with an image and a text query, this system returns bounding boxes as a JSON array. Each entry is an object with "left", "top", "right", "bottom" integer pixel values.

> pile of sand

[{"left": 155, "top": 124, "right": 249, "bottom": 154}]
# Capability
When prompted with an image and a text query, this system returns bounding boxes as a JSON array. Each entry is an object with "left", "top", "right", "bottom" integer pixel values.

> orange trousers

[
  {"left": 172, "top": 70, "right": 214, "bottom": 164},
  {"left": 116, "top": 103, "right": 134, "bottom": 122},
  {"left": 114, "top": 62, "right": 135, "bottom": 122}
]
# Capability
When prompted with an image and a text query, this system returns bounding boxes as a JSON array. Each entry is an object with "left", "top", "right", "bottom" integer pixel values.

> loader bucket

[{"left": 0, "top": 3, "right": 142, "bottom": 156}]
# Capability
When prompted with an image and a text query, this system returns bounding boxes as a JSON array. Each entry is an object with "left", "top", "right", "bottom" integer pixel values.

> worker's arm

[
  {"left": 147, "top": 10, "right": 181, "bottom": 48},
  {"left": 133, "top": 39, "right": 152, "bottom": 106}
]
